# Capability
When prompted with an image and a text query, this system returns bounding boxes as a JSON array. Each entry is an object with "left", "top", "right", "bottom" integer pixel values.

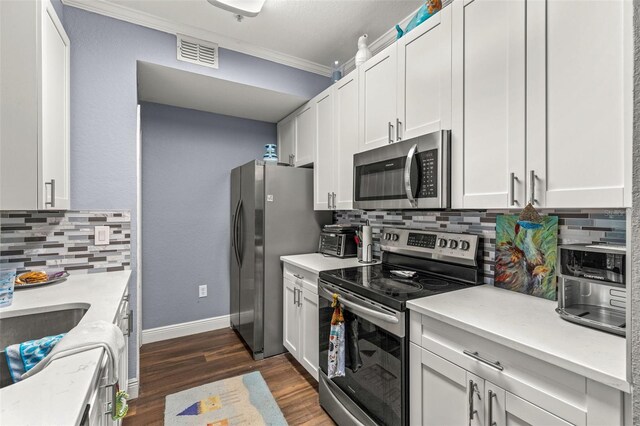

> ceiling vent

[{"left": 177, "top": 34, "right": 219, "bottom": 69}]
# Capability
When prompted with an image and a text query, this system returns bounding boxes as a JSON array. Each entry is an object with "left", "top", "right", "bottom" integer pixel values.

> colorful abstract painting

[{"left": 495, "top": 215, "right": 559, "bottom": 300}]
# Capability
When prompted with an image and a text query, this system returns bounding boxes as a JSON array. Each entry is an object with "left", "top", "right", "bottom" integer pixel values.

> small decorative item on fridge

[
  {"left": 355, "top": 34, "right": 372, "bottom": 67},
  {"left": 396, "top": 0, "right": 442, "bottom": 39},
  {"left": 495, "top": 204, "right": 559, "bottom": 300},
  {"left": 327, "top": 294, "right": 345, "bottom": 379},
  {"left": 263, "top": 144, "right": 277, "bottom": 162}
]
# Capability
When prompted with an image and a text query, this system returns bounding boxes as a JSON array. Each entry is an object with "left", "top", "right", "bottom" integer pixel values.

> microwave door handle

[{"left": 404, "top": 143, "right": 418, "bottom": 207}]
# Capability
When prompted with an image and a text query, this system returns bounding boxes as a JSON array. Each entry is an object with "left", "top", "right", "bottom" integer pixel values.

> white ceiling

[
  {"left": 83, "top": 0, "right": 422, "bottom": 71},
  {"left": 137, "top": 61, "right": 308, "bottom": 122}
]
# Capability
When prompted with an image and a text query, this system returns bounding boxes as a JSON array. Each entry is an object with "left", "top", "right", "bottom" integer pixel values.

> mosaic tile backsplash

[
  {"left": 1, "top": 210, "right": 131, "bottom": 275},
  {"left": 335, "top": 209, "right": 627, "bottom": 284}
]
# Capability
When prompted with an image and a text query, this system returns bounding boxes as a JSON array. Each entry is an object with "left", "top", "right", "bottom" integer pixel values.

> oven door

[
  {"left": 353, "top": 130, "right": 450, "bottom": 210},
  {"left": 318, "top": 281, "right": 407, "bottom": 426}
]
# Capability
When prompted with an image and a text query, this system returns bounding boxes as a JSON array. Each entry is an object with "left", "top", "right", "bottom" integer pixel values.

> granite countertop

[
  {"left": 0, "top": 271, "right": 131, "bottom": 426},
  {"left": 280, "top": 253, "right": 380, "bottom": 274},
  {"left": 407, "top": 285, "right": 630, "bottom": 393}
]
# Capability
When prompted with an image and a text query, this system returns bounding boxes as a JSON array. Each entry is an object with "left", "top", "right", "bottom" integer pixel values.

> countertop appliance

[
  {"left": 319, "top": 226, "right": 358, "bottom": 258},
  {"left": 353, "top": 130, "right": 450, "bottom": 210},
  {"left": 230, "top": 161, "right": 331, "bottom": 360},
  {"left": 556, "top": 244, "right": 627, "bottom": 336},
  {"left": 318, "top": 227, "right": 482, "bottom": 426}
]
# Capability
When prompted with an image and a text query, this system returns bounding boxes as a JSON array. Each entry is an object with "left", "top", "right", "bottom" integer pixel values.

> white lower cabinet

[
  {"left": 282, "top": 262, "right": 319, "bottom": 380},
  {"left": 410, "top": 312, "right": 628, "bottom": 426}
]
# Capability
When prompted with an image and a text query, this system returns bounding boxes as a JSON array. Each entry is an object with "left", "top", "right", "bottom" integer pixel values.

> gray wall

[
  {"left": 140, "top": 102, "right": 274, "bottom": 329},
  {"left": 60, "top": 4, "right": 330, "bottom": 380}
]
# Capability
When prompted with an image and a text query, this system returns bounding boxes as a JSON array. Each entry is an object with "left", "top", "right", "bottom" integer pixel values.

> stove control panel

[{"left": 379, "top": 227, "right": 480, "bottom": 265}]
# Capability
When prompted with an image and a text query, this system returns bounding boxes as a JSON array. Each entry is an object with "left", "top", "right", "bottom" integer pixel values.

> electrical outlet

[{"left": 199, "top": 285, "right": 207, "bottom": 298}]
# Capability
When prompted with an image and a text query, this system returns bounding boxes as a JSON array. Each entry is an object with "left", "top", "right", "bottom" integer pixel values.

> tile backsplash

[
  {"left": 335, "top": 209, "right": 627, "bottom": 284},
  {"left": 0, "top": 210, "right": 131, "bottom": 275}
]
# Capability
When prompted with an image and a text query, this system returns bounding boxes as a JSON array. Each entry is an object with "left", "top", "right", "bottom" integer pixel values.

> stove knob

[
  {"left": 448, "top": 239, "right": 458, "bottom": 249},
  {"left": 460, "top": 241, "right": 471, "bottom": 251},
  {"left": 438, "top": 238, "right": 448, "bottom": 248},
  {"left": 392, "top": 234, "right": 399, "bottom": 241}
]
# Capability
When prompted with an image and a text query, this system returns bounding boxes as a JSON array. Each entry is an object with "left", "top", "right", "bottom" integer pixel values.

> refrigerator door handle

[
  {"left": 232, "top": 200, "right": 241, "bottom": 265},
  {"left": 236, "top": 200, "right": 244, "bottom": 265}
]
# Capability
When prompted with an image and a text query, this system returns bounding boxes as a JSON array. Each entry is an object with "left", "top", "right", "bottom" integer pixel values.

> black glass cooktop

[{"left": 319, "top": 263, "right": 475, "bottom": 311}]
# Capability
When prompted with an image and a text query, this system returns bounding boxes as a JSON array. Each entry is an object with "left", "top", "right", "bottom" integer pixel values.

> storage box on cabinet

[
  {"left": 0, "top": 0, "right": 70, "bottom": 210},
  {"left": 409, "top": 311, "right": 627, "bottom": 425}
]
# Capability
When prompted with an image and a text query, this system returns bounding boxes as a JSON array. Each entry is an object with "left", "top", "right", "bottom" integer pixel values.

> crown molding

[{"left": 61, "top": 0, "right": 332, "bottom": 77}]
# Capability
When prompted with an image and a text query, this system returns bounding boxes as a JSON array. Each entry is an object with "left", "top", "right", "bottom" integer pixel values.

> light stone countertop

[
  {"left": 0, "top": 270, "right": 131, "bottom": 426},
  {"left": 407, "top": 285, "right": 630, "bottom": 393},
  {"left": 280, "top": 253, "right": 380, "bottom": 274}
]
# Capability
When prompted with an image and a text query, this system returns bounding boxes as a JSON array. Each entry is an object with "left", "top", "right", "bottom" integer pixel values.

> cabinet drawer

[
  {"left": 410, "top": 311, "right": 587, "bottom": 426},
  {"left": 283, "top": 263, "right": 318, "bottom": 294}
]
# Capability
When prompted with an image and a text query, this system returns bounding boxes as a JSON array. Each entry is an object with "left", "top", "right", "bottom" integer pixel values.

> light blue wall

[
  {"left": 141, "top": 102, "right": 274, "bottom": 329},
  {"left": 60, "top": 4, "right": 330, "bottom": 379}
]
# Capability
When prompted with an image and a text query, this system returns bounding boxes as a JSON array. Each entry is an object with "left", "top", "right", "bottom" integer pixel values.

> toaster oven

[
  {"left": 318, "top": 232, "right": 357, "bottom": 258},
  {"left": 556, "top": 244, "right": 626, "bottom": 336}
]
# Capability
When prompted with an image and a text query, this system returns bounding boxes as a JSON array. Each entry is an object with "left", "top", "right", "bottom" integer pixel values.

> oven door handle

[
  {"left": 320, "top": 287, "right": 399, "bottom": 324},
  {"left": 404, "top": 143, "right": 418, "bottom": 207}
]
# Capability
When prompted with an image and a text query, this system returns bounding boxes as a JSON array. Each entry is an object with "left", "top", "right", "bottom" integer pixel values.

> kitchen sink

[{"left": 0, "top": 306, "right": 89, "bottom": 388}]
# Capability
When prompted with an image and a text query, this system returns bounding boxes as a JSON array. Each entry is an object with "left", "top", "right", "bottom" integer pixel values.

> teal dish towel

[{"left": 5, "top": 333, "right": 65, "bottom": 383}]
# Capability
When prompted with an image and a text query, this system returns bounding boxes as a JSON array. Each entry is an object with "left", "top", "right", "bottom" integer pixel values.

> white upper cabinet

[
  {"left": 397, "top": 5, "right": 452, "bottom": 140},
  {"left": 1, "top": 0, "right": 70, "bottom": 210},
  {"left": 451, "top": 0, "right": 526, "bottom": 209},
  {"left": 277, "top": 115, "right": 295, "bottom": 166},
  {"left": 334, "top": 71, "right": 359, "bottom": 210},
  {"left": 359, "top": 43, "right": 398, "bottom": 152},
  {"left": 294, "top": 102, "right": 316, "bottom": 167},
  {"left": 526, "top": 0, "right": 632, "bottom": 208},
  {"left": 314, "top": 88, "right": 335, "bottom": 210}
]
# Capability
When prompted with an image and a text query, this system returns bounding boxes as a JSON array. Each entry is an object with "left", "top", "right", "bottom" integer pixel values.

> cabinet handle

[
  {"left": 463, "top": 350, "right": 504, "bottom": 371},
  {"left": 488, "top": 390, "right": 496, "bottom": 426},
  {"left": 388, "top": 122, "right": 394, "bottom": 144},
  {"left": 509, "top": 173, "right": 519, "bottom": 206},
  {"left": 468, "top": 380, "right": 479, "bottom": 424},
  {"left": 45, "top": 179, "right": 56, "bottom": 208},
  {"left": 327, "top": 192, "right": 331, "bottom": 209},
  {"left": 293, "top": 287, "right": 299, "bottom": 306},
  {"left": 332, "top": 192, "right": 336, "bottom": 209},
  {"left": 529, "top": 170, "right": 537, "bottom": 205},
  {"left": 396, "top": 118, "right": 402, "bottom": 141},
  {"left": 293, "top": 273, "right": 304, "bottom": 280}
]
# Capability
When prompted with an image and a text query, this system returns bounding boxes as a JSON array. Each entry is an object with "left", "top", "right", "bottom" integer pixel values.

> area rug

[{"left": 164, "top": 371, "right": 288, "bottom": 425}]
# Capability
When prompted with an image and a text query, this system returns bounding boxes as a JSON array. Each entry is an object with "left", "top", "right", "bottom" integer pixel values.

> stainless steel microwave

[{"left": 353, "top": 130, "right": 450, "bottom": 210}]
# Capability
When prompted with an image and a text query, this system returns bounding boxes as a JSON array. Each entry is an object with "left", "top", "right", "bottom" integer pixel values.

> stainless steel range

[{"left": 317, "top": 227, "right": 483, "bottom": 426}]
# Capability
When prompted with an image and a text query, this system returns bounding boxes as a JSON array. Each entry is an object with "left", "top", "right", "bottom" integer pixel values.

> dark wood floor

[{"left": 124, "top": 328, "right": 334, "bottom": 425}]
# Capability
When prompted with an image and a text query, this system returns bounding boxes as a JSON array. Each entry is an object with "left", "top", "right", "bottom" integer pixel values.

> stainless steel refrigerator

[{"left": 230, "top": 160, "right": 331, "bottom": 359}]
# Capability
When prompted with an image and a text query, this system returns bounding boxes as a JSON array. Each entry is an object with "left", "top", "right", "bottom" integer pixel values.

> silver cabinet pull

[
  {"left": 468, "top": 380, "right": 479, "bottom": 424},
  {"left": 463, "top": 350, "right": 504, "bottom": 371},
  {"left": 529, "top": 170, "right": 537, "bottom": 205},
  {"left": 327, "top": 192, "right": 331, "bottom": 209},
  {"left": 403, "top": 143, "right": 418, "bottom": 207},
  {"left": 45, "top": 179, "right": 56, "bottom": 208},
  {"left": 510, "top": 173, "right": 519, "bottom": 206},
  {"left": 331, "top": 192, "right": 336, "bottom": 209},
  {"left": 488, "top": 390, "right": 496, "bottom": 426},
  {"left": 396, "top": 118, "right": 402, "bottom": 141},
  {"left": 388, "top": 122, "right": 394, "bottom": 144},
  {"left": 293, "top": 273, "right": 304, "bottom": 280},
  {"left": 293, "top": 287, "right": 298, "bottom": 306}
]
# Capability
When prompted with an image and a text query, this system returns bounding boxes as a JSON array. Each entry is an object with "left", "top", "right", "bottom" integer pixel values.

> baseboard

[
  {"left": 127, "top": 378, "right": 139, "bottom": 399},
  {"left": 141, "top": 314, "right": 230, "bottom": 345}
]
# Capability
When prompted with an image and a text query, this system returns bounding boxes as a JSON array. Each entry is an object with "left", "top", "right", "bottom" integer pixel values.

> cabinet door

[
  {"left": 294, "top": 102, "right": 316, "bottom": 166},
  {"left": 397, "top": 6, "right": 452, "bottom": 140},
  {"left": 359, "top": 43, "right": 397, "bottom": 152},
  {"left": 410, "top": 343, "right": 469, "bottom": 426},
  {"left": 277, "top": 116, "right": 295, "bottom": 165},
  {"left": 467, "top": 371, "right": 485, "bottom": 426},
  {"left": 451, "top": 0, "right": 526, "bottom": 209},
  {"left": 334, "top": 70, "right": 359, "bottom": 210},
  {"left": 40, "top": 0, "right": 70, "bottom": 210},
  {"left": 314, "top": 89, "right": 335, "bottom": 210},
  {"left": 282, "top": 278, "right": 300, "bottom": 357},
  {"left": 526, "top": 0, "right": 631, "bottom": 208},
  {"left": 300, "top": 287, "right": 319, "bottom": 381}
]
